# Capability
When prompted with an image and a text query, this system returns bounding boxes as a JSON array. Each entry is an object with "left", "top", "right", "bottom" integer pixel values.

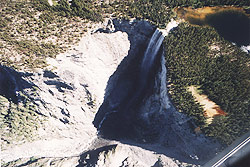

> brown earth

[
  {"left": 175, "top": 6, "right": 249, "bottom": 26},
  {"left": 187, "top": 86, "right": 227, "bottom": 124}
]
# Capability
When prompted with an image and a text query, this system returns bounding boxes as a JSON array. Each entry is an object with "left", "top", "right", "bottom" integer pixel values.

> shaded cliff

[
  {"left": 2, "top": 19, "right": 222, "bottom": 167},
  {"left": 92, "top": 20, "right": 222, "bottom": 165}
]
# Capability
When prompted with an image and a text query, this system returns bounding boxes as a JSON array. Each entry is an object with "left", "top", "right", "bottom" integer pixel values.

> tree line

[
  {"left": 18, "top": 0, "right": 250, "bottom": 145},
  {"left": 31, "top": 0, "right": 103, "bottom": 22},
  {"left": 31, "top": 0, "right": 249, "bottom": 28},
  {"left": 164, "top": 23, "right": 250, "bottom": 145},
  {"left": 164, "top": 0, "right": 250, "bottom": 8}
]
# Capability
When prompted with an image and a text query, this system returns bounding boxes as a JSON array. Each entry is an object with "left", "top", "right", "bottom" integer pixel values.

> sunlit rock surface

[
  {"left": 2, "top": 19, "right": 130, "bottom": 163},
  {"left": 2, "top": 19, "right": 221, "bottom": 167}
]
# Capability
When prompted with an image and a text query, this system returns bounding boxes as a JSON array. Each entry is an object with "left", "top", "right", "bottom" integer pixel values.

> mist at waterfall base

[{"left": 93, "top": 30, "right": 164, "bottom": 141}]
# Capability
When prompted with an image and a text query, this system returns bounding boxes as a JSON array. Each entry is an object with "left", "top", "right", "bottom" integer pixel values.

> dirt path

[{"left": 187, "top": 86, "right": 226, "bottom": 124}]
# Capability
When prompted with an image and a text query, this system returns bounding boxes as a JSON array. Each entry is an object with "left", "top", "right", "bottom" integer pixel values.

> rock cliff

[{"left": 1, "top": 19, "right": 221, "bottom": 167}]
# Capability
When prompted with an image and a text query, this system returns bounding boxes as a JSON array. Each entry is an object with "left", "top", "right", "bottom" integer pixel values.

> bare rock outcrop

[
  {"left": 2, "top": 19, "right": 178, "bottom": 167},
  {"left": 1, "top": 20, "right": 131, "bottom": 163},
  {"left": 1, "top": 19, "right": 221, "bottom": 167}
]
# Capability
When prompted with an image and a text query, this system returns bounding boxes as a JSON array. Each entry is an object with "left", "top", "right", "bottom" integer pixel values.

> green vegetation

[
  {"left": 1, "top": 0, "right": 249, "bottom": 147},
  {"left": 106, "top": 0, "right": 250, "bottom": 145},
  {"left": 164, "top": 0, "right": 250, "bottom": 8},
  {"left": 0, "top": 90, "right": 42, "bottom": 148},
  {"left": 105, "top": 0, "right": 249, "bottom": 27},
  {"left": 0, "top": 0, "right": 89, "bottom": 69},
  {"left": 2, "top": 156, "right": 41, "bottom": 167},
  {"left": 164, "top": 23, "right": 250, "bottom": 145},
  {"left": 108, "top": 1, "right": 174, "bottom": 28},
  {"left": 1, "top": 0, "right": 249, "bottom": 69},
  {"left": 32, "top": 0, "right": 103, "bottom": 22}
]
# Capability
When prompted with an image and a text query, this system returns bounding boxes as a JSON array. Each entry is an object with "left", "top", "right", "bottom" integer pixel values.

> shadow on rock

[
  {"left": 93, "top": 19, "right": 158, "bottom": 139},
  {"left": 92, "top": 19, "right": 222, "bottom": 165},
  {"left": 0, "top": 65, "right": 35, "bottom": 103}
]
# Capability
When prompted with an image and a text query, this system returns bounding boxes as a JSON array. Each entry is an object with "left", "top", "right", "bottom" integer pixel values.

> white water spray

[
  {"left": 140, "top": 29, "right": 164, "bottom": 73},
  {"left": 241, "top": 45, "right": 250, "bottom": 53},
  {"left": 97, "top": 20, "right": 179, "bottom": 130},
  {"left": 159, "top": 19, "right": 179, "bottom": 37}
]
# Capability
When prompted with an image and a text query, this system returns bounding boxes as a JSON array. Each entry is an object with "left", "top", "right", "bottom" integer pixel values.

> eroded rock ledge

[{"left": 1, "top": 19, "right": 221, "bottom": 167}]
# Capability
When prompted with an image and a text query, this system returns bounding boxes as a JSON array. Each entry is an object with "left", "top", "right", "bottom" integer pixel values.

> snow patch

[{"left": 241, "top": 45, "right": 250, "bottom": 53}]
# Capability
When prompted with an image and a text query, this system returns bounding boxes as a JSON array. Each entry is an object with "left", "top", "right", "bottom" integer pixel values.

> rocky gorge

[{"left": 1, "top": 19, "right": 222, "bottom": 167}]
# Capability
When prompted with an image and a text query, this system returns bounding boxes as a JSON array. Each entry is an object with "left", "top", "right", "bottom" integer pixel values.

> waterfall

[
  {"left": 95, "top": 29, "right": 164, "bottom": 131},
  {"left": 94, "top": 20, "right": 179, "bottom": 138},
  {"left": 122, "top": 29, "right": 165, "bottom": 121},
  {"left": 140, "top": 29, "right": 164, "bottom": 75}
]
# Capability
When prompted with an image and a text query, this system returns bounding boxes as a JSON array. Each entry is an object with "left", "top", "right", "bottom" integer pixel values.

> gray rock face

[
  {"left": 1, "top": 19, "right": 221, "bottom": 167},
  {"left": 2, "top": 19, "right": 132, "bottom": 164},
  {"left": 93, "top": 19, "right": 157, "bottom": 139},
  {"left": 93, "top": 19, "right": 222, "bottom": 165}
]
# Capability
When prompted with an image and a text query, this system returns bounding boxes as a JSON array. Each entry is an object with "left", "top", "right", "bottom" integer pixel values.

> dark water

[{"left": 205, "top": 10, "right": 250, "bottom": 46}]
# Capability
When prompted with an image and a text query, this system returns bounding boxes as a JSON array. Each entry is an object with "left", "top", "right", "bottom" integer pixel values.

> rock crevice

[{"left": 2, "top": 19, "right": 221, "bottom": 167}]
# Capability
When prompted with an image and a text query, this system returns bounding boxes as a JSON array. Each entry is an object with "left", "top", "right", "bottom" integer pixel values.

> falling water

[
  {"left": 140, "top": 29, "right": 164, "bottom": 76},
  {"left": 95, "top": 29, "right": 164, "bottom": 131},
  {"left": 94, "top": 20, "right": 179, "bottom": 137}
]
